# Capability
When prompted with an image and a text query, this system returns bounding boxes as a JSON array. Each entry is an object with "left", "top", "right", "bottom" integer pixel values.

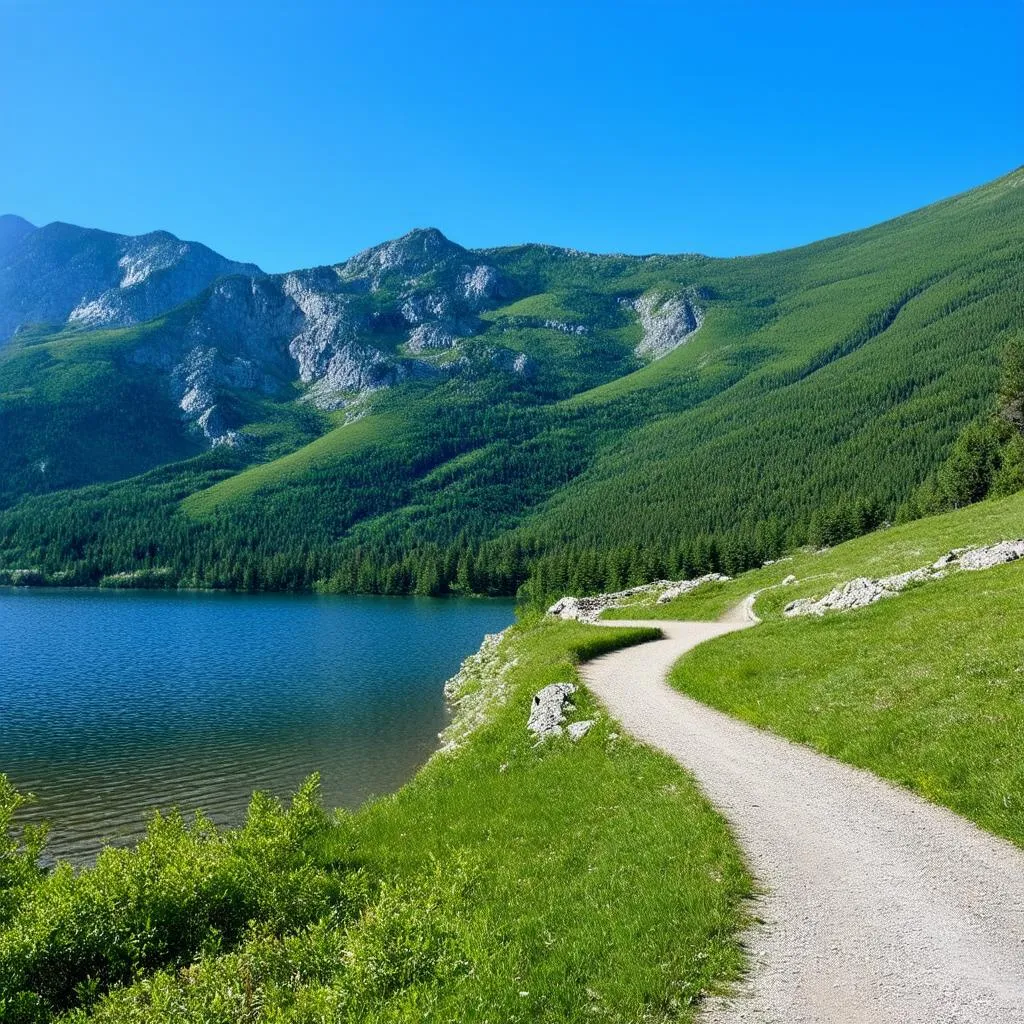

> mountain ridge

[
  {"left": 0, "top": 220, "right": 262, "bottom": 344},
  {"left": 0, "top": 167, "right": 1021, "bottom": 596}
]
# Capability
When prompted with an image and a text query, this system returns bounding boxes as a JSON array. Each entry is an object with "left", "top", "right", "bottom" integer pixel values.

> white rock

[
  {"left": 547, "top": 573, "right": 730, "bottom": 623},
  {"left": 631, "top": 290, "right": 704, "bottom": 360},
  {"left": 567, "top": 719, "right": 595, "bottom": 742},
  {"left": 784, "top": 540, "right": 1024, "bottom": 618},
  {"left": 527, "top": 682, "right": 577, "bottom": 739},
  {"left": 656, "top": 573, "right": 731, "bottom": 603},
  {"left": 957, "top": 540, "right": 1024, "bottom": 571}
]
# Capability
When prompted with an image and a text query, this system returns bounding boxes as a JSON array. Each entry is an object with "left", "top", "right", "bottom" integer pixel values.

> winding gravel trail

[{"left": 581, "top": 606, "right": 1024, "bottom": 1023}]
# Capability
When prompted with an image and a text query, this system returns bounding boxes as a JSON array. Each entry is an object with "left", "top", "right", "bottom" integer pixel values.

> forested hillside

[{"left": 1, "top": 169, "right": 1021, "bottom": 596}]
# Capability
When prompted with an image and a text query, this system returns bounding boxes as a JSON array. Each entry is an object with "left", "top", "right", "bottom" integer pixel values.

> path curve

[{"left": 581, "top": 606, "right": 1024, "bottom": 1023}]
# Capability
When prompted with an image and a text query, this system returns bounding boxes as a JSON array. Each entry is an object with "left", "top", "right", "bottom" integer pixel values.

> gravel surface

[{"left": 581, "top": 608, "right": 1024, "bottom": 1023}]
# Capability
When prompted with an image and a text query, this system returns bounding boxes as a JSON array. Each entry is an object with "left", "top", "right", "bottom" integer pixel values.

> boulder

[
  {"left": 567, "top": 720, "right": 595, "bottom": 742},
  {"left": 527, "top": 682, "right": 577, "bottom": 739}
]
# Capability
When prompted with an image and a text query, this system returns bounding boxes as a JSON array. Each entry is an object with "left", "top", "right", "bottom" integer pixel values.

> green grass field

[{"left": 328, "top": 617, "right": 752, "bottom": 1022}]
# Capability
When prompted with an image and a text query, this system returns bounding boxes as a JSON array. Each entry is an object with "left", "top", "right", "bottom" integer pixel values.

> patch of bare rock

[{"left": 526, "top": 682, "right": 595, "bottom": 742}]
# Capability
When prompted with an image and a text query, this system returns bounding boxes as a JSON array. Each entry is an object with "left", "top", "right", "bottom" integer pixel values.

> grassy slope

[
  {"left": 620, "top": 490, "right": 1024, "bottom": 847},
  {"left": 521, "top": 169, "right": 1024, "bottom": 550},
  {"left": 332, "top": 618, "right": 751, "bottom": 1022},
  {"left": 185, "top": 165, "right": 1024, "bottom": 540},
  {"left": 0, "top": 322, "right": 203, "bottom": 505},
  {"left": 182, "top": 414, "right": 393, "bottom": 517},
  {"left": 0, "top": 316, "right": 328, "bottom": 512}
]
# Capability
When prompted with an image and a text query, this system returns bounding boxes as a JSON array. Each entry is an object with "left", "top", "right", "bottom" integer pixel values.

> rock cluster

[
  {"left": 956, "top": 540, "right": 1024, "bottom": 570},
  {"left": 785, "top": 540, "right": 1024, "bottom": 617},
  {"left": 547, "top": 573, "right": 731, "bottom": 623},
  {"left": 784, "top": 569, "right": 937, "bottom": 617},
  {"left": 656, "top": 573, "right": 732, "bottom": 603},
  {"left": 526, "top": 682, "right": 578, "bottom": 740},
  {"left": 525, "top": 683, "right": 595, "bottom": 743}
]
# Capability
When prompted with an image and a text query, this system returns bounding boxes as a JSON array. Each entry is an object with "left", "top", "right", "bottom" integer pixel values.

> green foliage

[
  {"left": 936, "top": 420, "right": 1002, "bottom": 507},
  {"left": 905, "top": 336, "right": 1024, "bottom": 517},
  {"left": 0, "top": 778, "right": 357, "bottom": 1022},
  {"left": 0, "top": 778, "right": 46, "bottom": 929}
]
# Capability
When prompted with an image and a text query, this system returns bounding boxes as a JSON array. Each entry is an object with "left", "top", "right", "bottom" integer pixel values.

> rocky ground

[
  {"left": 547, "top": 572, "right": 730, "bottom": 623},
  {"left": 784, "top": 540, "right": 1024, "bottom": 616}
]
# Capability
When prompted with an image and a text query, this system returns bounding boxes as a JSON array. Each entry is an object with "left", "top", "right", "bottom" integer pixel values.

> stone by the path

[
  {"left": 527, "top": 682, "right": 577, "bottom": 739},
  {"left": 567, "top": 719, "right": 595, "bottom": 742}
]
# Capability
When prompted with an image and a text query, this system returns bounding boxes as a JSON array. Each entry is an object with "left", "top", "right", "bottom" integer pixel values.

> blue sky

[{"left": 1, "top": 0, "right": 1020, "bottom": 272}]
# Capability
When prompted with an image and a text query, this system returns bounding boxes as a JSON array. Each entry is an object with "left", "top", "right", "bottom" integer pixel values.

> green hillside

[
  {"left": 612, "top": 488, "right": 1024, "bottom": 847},
  {"left": 1, "top": 169, "right": 1022, "bottom": 594}
]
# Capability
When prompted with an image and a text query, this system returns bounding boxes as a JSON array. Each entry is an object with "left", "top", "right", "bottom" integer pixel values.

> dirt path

[{"left": 581, "top": 608, "right": 1024, "bottom": 1023}]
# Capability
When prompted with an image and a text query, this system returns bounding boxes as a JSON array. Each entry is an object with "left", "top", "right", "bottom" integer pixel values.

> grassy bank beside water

[{"left": 0, "top": 619, "right": 751, "bottom": 1023}]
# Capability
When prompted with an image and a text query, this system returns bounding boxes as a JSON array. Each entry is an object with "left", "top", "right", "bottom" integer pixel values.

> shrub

[{"left": 0, "top": 777, "right": 360, "bottom": 1022}]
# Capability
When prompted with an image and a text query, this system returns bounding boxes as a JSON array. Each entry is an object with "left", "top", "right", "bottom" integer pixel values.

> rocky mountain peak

[
  {"left": 338, "top": 227, "right": 467, "bottom": 289},
  {"left": 0, "top": 221, "right": 261, "bottom": 343}
]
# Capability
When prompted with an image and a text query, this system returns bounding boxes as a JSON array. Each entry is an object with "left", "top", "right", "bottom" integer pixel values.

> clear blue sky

[{"left": 1, "top": 0, "right": 1020, "bottom": 272}]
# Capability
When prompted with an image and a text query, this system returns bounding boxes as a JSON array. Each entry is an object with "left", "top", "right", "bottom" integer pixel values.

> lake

[{"left": 0, "top": 588, "right": 514, "bottom": 863}]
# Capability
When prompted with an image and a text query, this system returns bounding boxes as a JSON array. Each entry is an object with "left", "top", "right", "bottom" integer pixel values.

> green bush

[
  {"left": 0, "top": 777, "right": 360, "bottom": 1022},
  {"left": 0, "top": 777, "right": 46, "bottom": 928}
]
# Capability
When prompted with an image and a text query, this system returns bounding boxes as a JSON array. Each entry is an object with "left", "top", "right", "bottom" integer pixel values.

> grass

[
  {"left": 613, "top": 490, "right": 1024, "bottom": 847},
  {"left": 621, "top": 489, "right": 1024, "bottom": 622},
  {"left": 598, "top": 577, "right": 766, "bottom": 622},
  {"left": 326, "top": 616, "right": 753, "bottom": 1022},
  {"left": 182, "top": 413, "right": 392, "bottom": 517}
]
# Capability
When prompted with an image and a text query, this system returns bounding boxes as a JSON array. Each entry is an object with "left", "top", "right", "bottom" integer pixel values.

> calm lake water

[{"left": 0, "top": 588, "right": 514, "bottom": 863}]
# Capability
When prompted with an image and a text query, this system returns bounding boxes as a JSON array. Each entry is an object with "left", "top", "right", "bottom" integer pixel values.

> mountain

[
  {"left": 0, "top": 214, "right": 35, "bottom": 258},
  {"left": 0, "top": 219, "right": 261, "bottom": 344},
  {"left": 0, "top": 168, "right": 1022, "bottom": 594}
]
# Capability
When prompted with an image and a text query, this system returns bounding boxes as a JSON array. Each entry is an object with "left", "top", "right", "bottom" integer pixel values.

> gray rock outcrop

[
  {"left": 630, "top": 289, "right": 704, "bottom": 360},
  {"left": 116, "top": 227, "right": 526, "bottom": 441},
  {"left": 785, "top": 540, "right": 1024, "bottom": 617},
  {"left": 0, "top": 220, "right": 261, "bottom": 344}
]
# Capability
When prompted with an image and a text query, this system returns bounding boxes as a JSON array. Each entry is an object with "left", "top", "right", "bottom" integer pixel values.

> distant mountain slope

[
  {"left": 0, "top": 168, "right": 1021, "bottom": 594},
  {"left": 0, "top": 214, "right": 35, "bottom": 258},
  {"left": 0, "top": 220, "right": 261, "bottom": 343}
]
